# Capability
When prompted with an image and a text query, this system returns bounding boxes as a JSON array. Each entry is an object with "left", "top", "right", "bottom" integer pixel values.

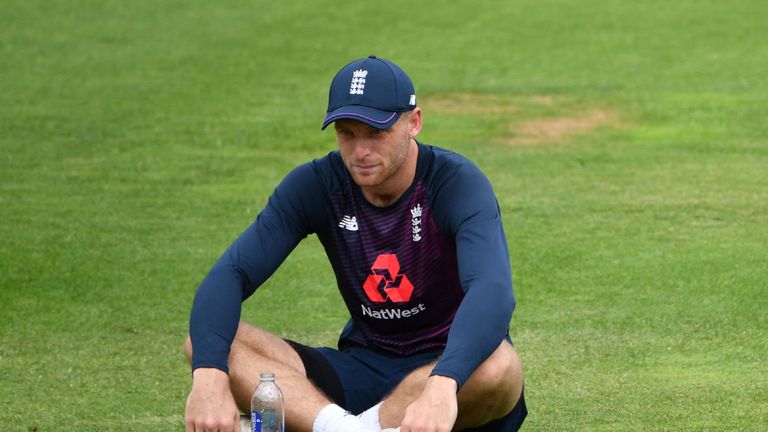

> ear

[{"left": 407, "top": 107, "right": 423, "bottom": 138}]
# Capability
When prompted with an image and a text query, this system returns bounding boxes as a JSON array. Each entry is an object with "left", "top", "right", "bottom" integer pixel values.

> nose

[{"left": 350, "top": 138, "right": 373, "bottom": 160}]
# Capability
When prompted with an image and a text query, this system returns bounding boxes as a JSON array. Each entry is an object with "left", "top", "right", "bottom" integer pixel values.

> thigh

[{"left": 232, "top": 321, "right": 306, "bottom": 374}]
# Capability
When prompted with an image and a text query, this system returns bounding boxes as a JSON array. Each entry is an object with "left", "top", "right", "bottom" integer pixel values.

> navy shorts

[{"left": 286, "top": 341, "right": 527, "bottom": 431}]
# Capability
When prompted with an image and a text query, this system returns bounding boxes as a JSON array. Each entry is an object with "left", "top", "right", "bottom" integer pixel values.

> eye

[{"left": 369, "top": 128, "right": 386, "bottom": 137}]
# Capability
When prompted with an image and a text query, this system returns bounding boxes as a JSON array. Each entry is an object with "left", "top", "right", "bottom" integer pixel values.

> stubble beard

[{"left": 352, "top": 135, "right": 411, "bottom": 190}]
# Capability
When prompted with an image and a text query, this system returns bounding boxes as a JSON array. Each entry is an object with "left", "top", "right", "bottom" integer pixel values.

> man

[{"left": 184, "top": 55, "right": 527, "bottom": 432}]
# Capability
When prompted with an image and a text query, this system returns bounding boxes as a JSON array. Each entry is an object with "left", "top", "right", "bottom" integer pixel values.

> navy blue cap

[{"left": 322, "top": 55, "right": 417, "bottom": 130}]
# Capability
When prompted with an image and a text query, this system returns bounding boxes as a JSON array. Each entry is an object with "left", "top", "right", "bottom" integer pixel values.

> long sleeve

[
  {"left": 188, "top": 162, "right": 323, "bottom": 373},
  {"left": 429, "top": 158, "right": 515, "bottom": 389}
]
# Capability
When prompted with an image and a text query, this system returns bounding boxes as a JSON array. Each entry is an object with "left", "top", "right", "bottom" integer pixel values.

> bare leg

[
  {"left": 379, "top": 340, "right": 524, "bottom": 430},
  {"left": 185, "top": 322, "right": 333, "bottom": 432}
]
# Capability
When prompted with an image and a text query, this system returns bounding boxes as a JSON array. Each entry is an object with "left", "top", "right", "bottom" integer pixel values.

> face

[{"left": 335, "top": 110, "right": 420, "bottom": 190}]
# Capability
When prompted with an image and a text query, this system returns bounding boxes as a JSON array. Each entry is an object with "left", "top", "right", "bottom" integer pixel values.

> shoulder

[
  {"left": 421, "top": 144, "right": 499, "bottom": 231},
  {"left": 422, "top": 144, "right": 489, "bottom": 186},
  {"left": 267, "top": 152, "right": 344, "bottom": 232},
  {"left": 422, "top": 144, "right": 494, "bottom": 200},
  {"left": 278, "top": 151, "right": 345, "bottom": 193},
  {"left": 270, "top": 151, "right": 343, "bottom": 208}
]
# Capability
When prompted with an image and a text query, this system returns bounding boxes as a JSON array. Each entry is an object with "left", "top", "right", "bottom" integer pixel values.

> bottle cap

[{"left": 260, "top": 372, "right": 276, "bottom": 381}]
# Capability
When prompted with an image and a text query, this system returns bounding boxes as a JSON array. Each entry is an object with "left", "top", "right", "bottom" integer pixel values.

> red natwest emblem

[{"left": 362, "top": 254, "right": 414, "bottom": 303}]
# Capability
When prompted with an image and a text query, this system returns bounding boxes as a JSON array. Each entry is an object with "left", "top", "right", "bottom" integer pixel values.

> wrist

[
  {"left": 192, "top": 367, "right": 229, "bottom": 385},
  {"left": 426, "top": 374, "right": 458, "bottom": 393}
]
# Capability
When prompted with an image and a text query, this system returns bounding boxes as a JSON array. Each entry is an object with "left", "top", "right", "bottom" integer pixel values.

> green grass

[{"left": 1, "top": 0, "right": 766, "bottom": 430}]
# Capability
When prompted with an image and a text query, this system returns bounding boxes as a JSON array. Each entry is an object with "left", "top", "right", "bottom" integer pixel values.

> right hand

[
  {"left": 399, "top": 375, "right": 458, "bottom": 432},
  {"left": 185, "top": 368, "right": 240, "bottom": 432}
]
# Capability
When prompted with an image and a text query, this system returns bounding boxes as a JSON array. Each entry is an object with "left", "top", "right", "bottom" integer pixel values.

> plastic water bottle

[{"left": 251, "top": 372, "right": 285, "bottom": 432}]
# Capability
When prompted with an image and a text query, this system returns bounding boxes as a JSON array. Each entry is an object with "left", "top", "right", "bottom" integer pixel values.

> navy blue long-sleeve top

[{"left": 189, "top": 143, "right": 515, "bottom": 389}]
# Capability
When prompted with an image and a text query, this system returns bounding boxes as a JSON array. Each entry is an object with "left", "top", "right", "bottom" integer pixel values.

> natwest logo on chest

[
  {"left": 362, "top": 253, "right": 414, "bottom": 303},
  {"left": 361, "top": 303, "right": 426, "bottom": 320}
]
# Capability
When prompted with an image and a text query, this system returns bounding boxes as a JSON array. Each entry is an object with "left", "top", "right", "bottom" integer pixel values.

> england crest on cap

[{"left": 322, "top": 55, "right": 417, "bottom": 130}]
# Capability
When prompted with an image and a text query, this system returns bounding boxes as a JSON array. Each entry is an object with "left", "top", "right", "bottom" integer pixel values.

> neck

[{"left": 361, "top": 140, "right": 419, "bottom": 207}]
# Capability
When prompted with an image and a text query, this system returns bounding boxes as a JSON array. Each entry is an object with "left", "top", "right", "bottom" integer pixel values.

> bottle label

[{"left": 251, "top": 411, "right": 262, "bottom": 432}]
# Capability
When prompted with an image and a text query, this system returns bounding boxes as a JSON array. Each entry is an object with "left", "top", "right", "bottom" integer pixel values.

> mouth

[{"left": 352, "top": 163, "right": 380, "bottom": 175}]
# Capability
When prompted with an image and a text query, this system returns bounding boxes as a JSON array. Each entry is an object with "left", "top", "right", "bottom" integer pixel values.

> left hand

[{"left": 400, "top": 375, "right": 458, "bottom": 432}]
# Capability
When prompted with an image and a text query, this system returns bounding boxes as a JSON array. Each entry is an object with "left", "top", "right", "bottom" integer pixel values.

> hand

[
  {"left": 400, "top": 375, "right": 458, "bottom": 432},
  {"left": 185, "top": 368, "right": 240, "bottom": 432}
]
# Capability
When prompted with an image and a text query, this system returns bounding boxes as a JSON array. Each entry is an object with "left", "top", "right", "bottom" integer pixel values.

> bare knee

[
  {"left": 480, "top": 343, "right": 523, "bottom": 409},
  {"left": 457, "top": 342, "right": 523, "bottom": 428},
  {"left": 477, "top": 343, "right": 521, "bottom": 389},
  {"left": 184, "top": 335, "right": 193, "bottom": 363}
]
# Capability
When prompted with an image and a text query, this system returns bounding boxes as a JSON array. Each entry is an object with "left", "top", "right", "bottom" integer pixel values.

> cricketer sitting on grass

[{"left": 184, "top": 55, "right": 527, "bottom": 432}]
